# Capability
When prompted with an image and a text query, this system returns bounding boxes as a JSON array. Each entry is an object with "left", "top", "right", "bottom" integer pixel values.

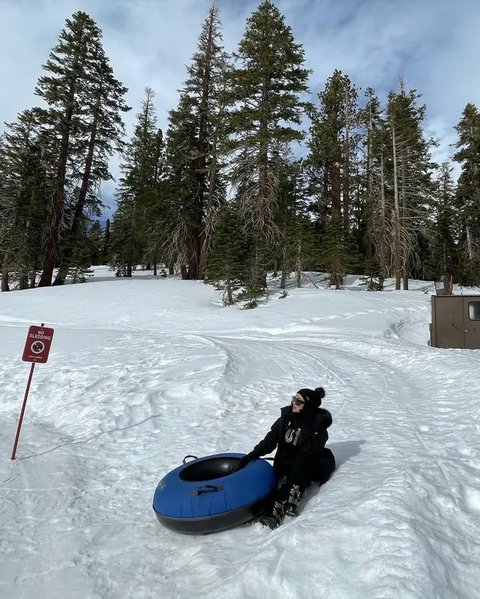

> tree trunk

[
  {"left": 400, "top": 158, "right": 408, "bottom": 291},
  {"left": 466, "top": 226, "right": 473, "bottom": 260},
  {"left": 331, "top": 162, "right": 342, "bottom": 219},
  {"left": 198, "top": 33, "right": 225, "bottom": 280},
  {"left": 1, "top": 267, "right": 9, "bottom": 292},
  {"left": 378, "top": 151, "right": 386, "bottom": 289},
  {"left": 19, "top": 274, "right": 28, "bottom": 290},
  {"left": 54, "top": 99, "right": 100, "bottom": 286},
  {"left": 103, "top": 218, "right": 110, "bottom": 262},
  {"left": 367, "top": 105, "right": 373, "bottom": 200},
  {"left": 224, "top": 279, "right": 234, "bottom": 306},
  {"left": 39, "top": 81, "right": 75, "bottom": 287},
  {"left": 295, "top": 241, "right": 302, "bottom": 288},
  {"left": 296, "top": 265, "right": 302, "bottom": 288},
  {"left": 279, "top": 245, "right": 287, "bottom": 289},
  {"left": 343, "top": 88, "right": 350, "bottom": 230},
  {"left": 198, "top": 147, "right": 218, "bottom": 279},
  {"left": 29, "top": 266, "right": 37, "bottom": 289},
  {"left": 392, "top": 123, "right": 401, "bottom": 290},
  {"left": 193, "top": 8, "right": 215, "bottom": 280}
]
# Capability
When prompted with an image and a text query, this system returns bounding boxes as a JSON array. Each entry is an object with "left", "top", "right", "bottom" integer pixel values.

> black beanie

[{"left": 297, "top": 387, "right": 325, "bottom": 409}]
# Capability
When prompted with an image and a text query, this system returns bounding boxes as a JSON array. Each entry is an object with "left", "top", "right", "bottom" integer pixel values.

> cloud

[
  {"left": 1, "top": 0, "right": 478, "bottom": 217},
  {"left": 284, "top": 0, "right": 480, "bottom": 162}
]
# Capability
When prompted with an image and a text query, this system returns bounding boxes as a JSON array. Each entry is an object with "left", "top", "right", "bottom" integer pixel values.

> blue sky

[{"left": 1, "top": 0, "right": 479, "bottom": 217}]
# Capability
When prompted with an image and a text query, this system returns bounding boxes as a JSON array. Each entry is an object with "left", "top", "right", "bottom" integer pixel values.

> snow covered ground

[{"left": 1, "top": 267, "right": 480, "bottom": 599}]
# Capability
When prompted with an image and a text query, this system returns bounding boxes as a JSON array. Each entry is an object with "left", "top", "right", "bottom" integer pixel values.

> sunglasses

[{"left": 291, "top": 396, "right": 305, "bottom": 407}]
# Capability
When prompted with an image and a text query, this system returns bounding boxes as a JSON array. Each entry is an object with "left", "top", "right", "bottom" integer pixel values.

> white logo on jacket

[{"left": 285, "top": 425, "right": 301, "bottom": 446}]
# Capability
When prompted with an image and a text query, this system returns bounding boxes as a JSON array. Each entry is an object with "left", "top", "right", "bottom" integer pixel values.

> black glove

[{"left": 233, "top": 453, "right": 256, "bottom": 472}]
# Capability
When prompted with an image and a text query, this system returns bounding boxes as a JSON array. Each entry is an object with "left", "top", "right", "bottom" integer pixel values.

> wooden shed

[{"left": 430, "top": 295, "right": 480, "bottom": 349}]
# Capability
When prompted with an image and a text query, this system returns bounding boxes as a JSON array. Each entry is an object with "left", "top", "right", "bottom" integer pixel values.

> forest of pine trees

[{"left": 1, "top": 1, "right": 480, "bottom": 303}]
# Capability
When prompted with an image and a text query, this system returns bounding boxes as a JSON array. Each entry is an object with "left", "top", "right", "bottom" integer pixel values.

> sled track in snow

[
  {"left": 192, "top": 331, "right": 478, "bottom": 598},
  {"left": 201, "top": 332, "right": 457, "bottom": 502}
]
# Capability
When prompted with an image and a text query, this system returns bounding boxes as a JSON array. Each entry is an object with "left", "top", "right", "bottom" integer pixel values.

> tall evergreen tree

[
  {"left": 0, "top": 110, "right": 52, "bottom": 291},
  {"left": 386, "top": 82, "right": 436, "bottom": 289},
  {"left": 453, "top": 103, "right": 480, "bottom": 283},
  {"left": 270, "top": 156, "right": 317, "bottom": 289},
  {"left": 426, "top": 163, "right": 458, "bottom": 289},
  {"left": 102, "top": 218, "right": 111, "bottom": 264},
  {"left": 359, "top": 88, "right": 389, "bottom": 287},
  {"left": 33, "top": 11, "right": 129, "bottom": 286},
  {"left": 226, "top": 0, "right": 310, "bottom": 288},
  {"left": 205, "top": 201, "right": 253, "bottom": 305},
  {"left": 307, "top": 70, "right": 359, "bottom": 288},
  {"left": 110, "top": 88, "right": 163, "bottom": 277},
  {"left": 52, "top": 21, "right": 129, "bottom": 285},
  {"left": 163, "top": 3, "right": 229, "bottom": 279},
  {"left": 87, "top": 221, "right": 104, "bottom": 266}
]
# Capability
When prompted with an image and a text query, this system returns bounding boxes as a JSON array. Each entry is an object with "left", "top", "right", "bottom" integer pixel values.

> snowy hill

[{"left": 1, "top": 268, "right": 479, "bottom": 599}]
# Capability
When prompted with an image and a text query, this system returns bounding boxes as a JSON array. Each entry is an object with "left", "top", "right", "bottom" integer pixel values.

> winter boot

[
  {"left": 260, "top": 501, "right": 285, "bottom": 529},
  {"left": 284, "top": 484, "right": 302, "bottom": 517}
]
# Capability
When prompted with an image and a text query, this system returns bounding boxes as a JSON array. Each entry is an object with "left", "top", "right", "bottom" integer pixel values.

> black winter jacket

[{"left": 250, "top": 405, "right": 333, "bottom": 472}]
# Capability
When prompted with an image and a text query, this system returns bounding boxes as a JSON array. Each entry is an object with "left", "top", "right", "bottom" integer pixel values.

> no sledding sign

[
  {"left": 22, "top": 325, "right": 54, "bottom": 363},
  {"left": 11, "top": 323, "right": 55, "bottom": 459}
]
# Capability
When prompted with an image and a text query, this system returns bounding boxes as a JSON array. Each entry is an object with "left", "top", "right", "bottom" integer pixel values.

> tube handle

[{"left": 192, "top": 484, "right": 224, "bottom": 496}]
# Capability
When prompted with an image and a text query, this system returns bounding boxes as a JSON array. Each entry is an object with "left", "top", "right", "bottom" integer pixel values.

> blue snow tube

[{"left": 153, "top": 453, "right": 277, "bottom": 534}]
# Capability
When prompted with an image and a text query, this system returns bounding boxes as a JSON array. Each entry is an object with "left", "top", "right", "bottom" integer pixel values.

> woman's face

[{"left": 291, "top": 394, "right": 305, "bottom": 414}]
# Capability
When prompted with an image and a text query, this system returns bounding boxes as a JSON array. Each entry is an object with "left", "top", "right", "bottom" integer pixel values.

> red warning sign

[{"left": 22, "top": 325, "right": 54, "bottom": 363}]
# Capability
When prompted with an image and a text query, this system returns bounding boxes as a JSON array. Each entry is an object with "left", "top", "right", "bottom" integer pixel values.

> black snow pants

[{"left": 274, "top": 448, "right": 336, "bottom": 502}]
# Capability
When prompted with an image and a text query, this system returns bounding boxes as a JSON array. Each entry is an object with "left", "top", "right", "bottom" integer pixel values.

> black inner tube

[{"left": 180, "top": 457, "right": 241, "bottom": 482}]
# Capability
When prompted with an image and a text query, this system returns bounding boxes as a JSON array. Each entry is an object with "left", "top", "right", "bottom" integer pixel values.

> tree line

[{"left": 1, "top": 1, "right": 479, "bottom": 303}]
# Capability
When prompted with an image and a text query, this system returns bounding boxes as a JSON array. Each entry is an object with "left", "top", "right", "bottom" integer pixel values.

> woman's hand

[{"left": 232, "top": 453, "right": 256, "bottom": 472}]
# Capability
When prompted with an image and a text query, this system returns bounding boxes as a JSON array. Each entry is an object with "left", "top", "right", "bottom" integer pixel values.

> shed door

[
  {"left": 464, "top": 299, "right": 480, "bottom": 349},
  {"left": 435, "top": 297, "right": 465, "bottom": 348}
]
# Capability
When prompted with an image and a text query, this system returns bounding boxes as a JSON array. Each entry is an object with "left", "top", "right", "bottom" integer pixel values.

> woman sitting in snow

[{"left": 235, "top": 387, "right": 335, "bottom": 529}]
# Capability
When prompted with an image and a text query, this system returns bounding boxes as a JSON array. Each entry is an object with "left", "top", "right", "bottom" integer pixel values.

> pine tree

[
  {"left": 386, "top": 81, "right": 436, "bottom": 289},
  {"left": 270, "top": 156, "right": 317, "bottom": 289},
  {"left": 426, "top": 163, "right": 458, "bottom": 289},
  {"left": 101, "top": 218, "right": 111, "bottom": 264},
  {"left": 205, "top": 202, "right": 253, "bottom": 305},
  {"left": 164, "top": 94, "right": 204, "bottom": 278},
  {"left": 33, "top": 11, "right": 129, "bottom": 286},
  {"left": 307, "top": 70, "right": 359, "bottom": 288},
  {"left": 110, "top": 88, "right": 163, "bottom": 277},
  {"left": 359, "top": 88, "right": 389, "bottom": 288},
  {"left": 227, "top": 0, "right": 310, "bottom": 289},
  {"left": 453, "top": 103, "right": 480, "bottom": 283},
  {"left": 0, "top": 134, "right": 12, "bottom": 291},
  {"left": 0, "top": 110, "right": 53, "bottom": 290},
  {"left": 163, "top": 3, "right": 229, "bottom": 280},
  {"left": 52, "top": 22, "right": 129, "bottom": 285},
  {"left": 87, "top": 221, "right": 104, "bottom": 266}
]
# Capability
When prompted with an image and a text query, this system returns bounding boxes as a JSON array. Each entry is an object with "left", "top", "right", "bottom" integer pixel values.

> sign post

[{"left": 11, "top": 323, "right": 54, "bottom": 460}]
